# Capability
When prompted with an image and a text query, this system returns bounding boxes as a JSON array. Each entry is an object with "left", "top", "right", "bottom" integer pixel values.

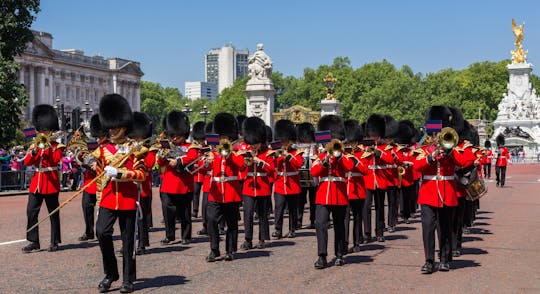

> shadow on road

[
  {"left": 146, "top": 246, "right": 189, "bottom": 254},
  {"left": 472, "top": 222, "right": 490, "bottom": 226},
  {"left": 395, "top": 226, "right": 416, "bottom": 232},
  {"left": 384, "top": 234, "right": 408, "bottom": 241},
  {"left": 234, "top": 250, "right": 271, "bottom": 260},
  {"left": 461, "top": 247, "right": 488, "bottom": 255},
  {"left": 451, "top": 259, "right": 481, "bottom": 269},
  {"left": 476, "top": 210, "right": 493, "bottom": 215},
  {"left": 294, "top": 231, "right": 316, "bottom": 237},
  {"left": 267, "top": 240, "right": 295, "bottom": 248},
  {"left": 474, "top": 216, "right": 492, "bottom": 220},
  {"left": 136, "top": 275, "right": 188, "bottom": 290},
  {"left": 462, "top": 236, "right": 483, "bottom": 242},
  {"left": 345, "top": 255, "right": 375, "bottom": 264},
  {"left": 60, "top": 242, "right": 99, "bottom": 250},
  {"left": 361, "top": 244, "right": 385, "bottom": 251},
  {"left": 469, "top": 228, "right": 493, "bottom": 235}
]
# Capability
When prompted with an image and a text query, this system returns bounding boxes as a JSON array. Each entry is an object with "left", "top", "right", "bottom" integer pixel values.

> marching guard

[
  {"left": 296, "top": 122, "right": 318, "bottom": 229},
  {"left": 94, "top": 94, "right": 146, "bottom": 293},
  {"left": 495, "top": 134, "right": 510, "bottom": 187},
  {"left": 22, "top": 104, "right": 65, "bottom": 253}
]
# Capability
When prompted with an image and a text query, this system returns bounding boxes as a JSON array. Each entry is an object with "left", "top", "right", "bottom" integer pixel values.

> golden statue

[
  {"left": 511, "top": 18, "right": 527, "bottom": 64},
  {"left": 323, "top": 72, "right": 337, "bottom": 100}
]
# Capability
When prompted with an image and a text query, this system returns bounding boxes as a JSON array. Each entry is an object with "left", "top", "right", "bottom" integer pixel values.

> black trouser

[
  {"left": 192, "top": 182, "right": 203, "bottom": 216},
  {"left": 400, "top": 185, "right": 415, "bottom": 220},
  {"left": 146, "top": 196, "right": 153, "bottom": 228},
  {"left": 201, "top": 192, "right": 209, "bottom": 230},
  {"left": 242, "top": 195, "right": 270, "bottom": 242},
  {"left": 61, "top": 173, "right": 70, "bottom": 188},
  {"left": 452, "top": 197, "right": 466, "bottom": 251},
  {"left": 364, "top": 188, "right": 386, "bottom": 237},
  {"left": 26, "top": 192, "right": 61, "bottom": 244},
  {"left": 81, "top": 191, "right": 97, "bottom": 238},
  {"left": 421, "top": 204, "right": 455, "bottom": 263},
  {"left": 137, "top": 197, "right": 151, "bottom": 248},
  {"left": 495, "top": 166, "right": 507, "bottom": 186},
  {"left": 96, "top": 207, "right": 136, "bottom": 283},
  {"left": 162, "top": 192, "right": 193, "bottom": 241},
  {"left": 387, "top": 186, "right": 399, "bottom": 228},
  {"left": 298, "top": 186, "right": 316, "bottom": 227},
  {"left": 483, "top": 163, "right": 491, "bottom": 178},
  {"left": 464, "top": 199, "right": 474, "bottom": 227},
  {"left": 274, "top": 193, "right": 298, "bottom": 233},
  {"left": 345, "top": 199, "right": 365, "bottom": 246},
  {"left": 207, "top": 201, "right": 239, "bottom": 254},
  {"left": 315, "top": 204, "right": 347, "bottom": 257}
]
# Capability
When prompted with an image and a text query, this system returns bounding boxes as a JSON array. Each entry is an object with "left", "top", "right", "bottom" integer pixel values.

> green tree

[
  {"left": 0, "top": 0, "right": 40, "bottom": 146},
  {"left": 213, "top": 76, "right": 249, "bottom": 116}
]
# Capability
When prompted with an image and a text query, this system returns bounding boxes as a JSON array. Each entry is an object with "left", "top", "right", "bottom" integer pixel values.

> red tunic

[
  {"left": 454, "top": 141, "right": 480, "bottom": 198},
  {"left": 483, "top": 149, "right": 493, "bottom": 164},
  {"left": 83, "top": 168, "right": 97, "bottom": 194},
  {"left": 234, "top": 141, "right": 250, "bottom": 181},
  {"left": 158, "top": 143, "right": 198, "bottom": 194},
  {"left": 393, "top": 145, "right": 416, "bottom": 188},
  {"left": 273, "top": 148, "right": 303, "bottom": 195},
  {"left": 311, "top": 152, "right": 354, "bottom": 206},
  {"left": 207, "top": 151, "right": 245, "bottom": 203},
  {"left": 361, "top": 144, "right": 394, "bottom": 190},
  {"left": 495, "top": 147, "right": 510, "bottom": 167},
  {"left": 96, "top": 141, "right": 146, "bottom": 210},
  {"left": 140, "top": 150, "right": 156, "bottom": 197},
  {"left": 242, "top": 150, "right": 275, "bottom": 197},
  {"left": 24, "top": 141, "right": 64, "bottom": 195},
  {"left": 413, "top": 146, "right": 470, "bottom": 208},
  {"left": 346, "top": 150, "right": 368, "bottom": 200}
]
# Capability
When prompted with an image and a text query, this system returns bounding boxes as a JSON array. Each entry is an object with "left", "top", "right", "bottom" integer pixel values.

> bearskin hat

[
  {"left": 296, "top": 122, "right": 315, "bottom": 143},
  {"left": 243, "top": 117, "right": 266, "bottom": 145},
  {"left": 459, "top": 120, "right": 474, "bottom": 143},
  {"left": 496, "top": 134, "right": 505, "bottom": 147},
  {"left": 128, "top": 111, "right": 153, "bottom": 139},
  {"left": 484, "top": 140, "right": 492, "bottom": 148},
  {"left": 192, "top": 121, "right": 206, "bottom": 141},
  {"left": 384, "top": 115, "right": 399, "bottom": 139},
  {"left": 425, "top": 106, "right": 452, "bottom": 130},
  {"left": 344, "top": 119, "right": 363, "bottom": 143},
  {"left": 365, "top": 114, "right": 386, "bottom": 138},
  {"left": 89, "top": 114, "right": 107, "bottom": 138},
  {"left": 448, "top": 107, "right": 465, "bottom": 135},
  {"left": 265, "top": 125, "right": 273, "bottom": 143},
  {"left": 236, "top": 115, "right": 248, "bottom": 136},
  {"left": 205, "top": 121, "right": 214, "bottom": 134},
  {"left": 395, "top": 120, "right": 415, "bottom": 144},
  {"left": 213, "top": 112, "right": 238, "bottom": 141},
  {"left": 318, "top": 115, "right": 345, "bottom": 140},
  {"left": 99, "top": 94, "right": 133, "bottom": 133},
  {"left": 32, "top": 104, "right": 59, "bottom": 132},
  {"left": 274, "top": 119, "right": 297, "bottom": 142},
  {"left": 162, "top": 110, "right": 190, "bottom": 138}
]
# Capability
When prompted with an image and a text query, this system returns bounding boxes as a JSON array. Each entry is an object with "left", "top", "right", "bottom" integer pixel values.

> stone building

[{"left": 14, "top": 30, "right": 143, "bottom": 122}]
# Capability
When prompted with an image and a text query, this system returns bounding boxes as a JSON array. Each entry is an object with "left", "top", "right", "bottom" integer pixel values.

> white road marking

[{"left": 0, "top": 239, "right": 26, "bottom": 246}]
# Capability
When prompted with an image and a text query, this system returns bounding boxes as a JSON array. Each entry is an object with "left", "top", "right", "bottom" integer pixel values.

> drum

[
  {"left": 297, "top": 143, "right": 318, "bottom": 188},
  {"left": 455, "top": 165, "right": 487, "bottom": 201}
]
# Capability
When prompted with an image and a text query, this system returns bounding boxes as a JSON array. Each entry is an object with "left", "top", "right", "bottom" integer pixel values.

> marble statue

[{"left": 248, "top": 44, "right": 272, "bottom": 80}]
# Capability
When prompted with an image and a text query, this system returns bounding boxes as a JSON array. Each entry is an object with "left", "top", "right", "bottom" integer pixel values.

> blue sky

[{"left": 32, "top": 0, "right": 540, "bottom": 92}]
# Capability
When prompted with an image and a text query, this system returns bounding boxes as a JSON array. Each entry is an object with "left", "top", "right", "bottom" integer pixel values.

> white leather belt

[
  {"left": 386, "top": 164, "right": 397, "bottom": 168},
  {"left": 277, "top": 171, "right": 299, "bottom": 176},
  {"left": 368, "top": 165, "right": 387, "bottom": 170},
  {"left": 423, "top": 175, "right": 454, "bottom": 181},
  {"left": 346, "top": 172, "right": 363, "bottom": 177},
  {"left": 247, "top": 172, "right": 267, "bottom": 177},
  {"left": 212, "top": 176, "right": 238, "bottom": 182},
  {"left": 320, "top": 176, "right": 345, "bottom": 182},
  {"left": 36, "top": 167, "right": 58, "bottom": 172}
]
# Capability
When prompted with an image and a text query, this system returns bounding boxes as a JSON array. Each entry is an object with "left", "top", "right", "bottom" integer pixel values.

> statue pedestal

[
  {"left": 319, "top": 99, "right": 342, "bottom": 117},
  {"left": 246, "top": 78, "right": 275, "bottom": 128}
]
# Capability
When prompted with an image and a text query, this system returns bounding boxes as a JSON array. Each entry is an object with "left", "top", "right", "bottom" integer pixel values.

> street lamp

[
  {"left": 182, "top": 103, "right": 192, "bottom": 116},
  {"left": 83, "top": 100, "right": 93, "bottom": 122},
  {"left": 200, "top": 105, "right": 211, "bottom": 123}
]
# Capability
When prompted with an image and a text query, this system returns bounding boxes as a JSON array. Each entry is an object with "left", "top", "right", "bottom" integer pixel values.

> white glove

[{"left": 104, "top": 166, "right": 118, "bottom": 177}]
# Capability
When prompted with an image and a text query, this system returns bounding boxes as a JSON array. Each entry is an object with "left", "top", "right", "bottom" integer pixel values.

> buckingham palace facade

[{"left": 14, "top": 30, "right": 143, "bottom": 120}]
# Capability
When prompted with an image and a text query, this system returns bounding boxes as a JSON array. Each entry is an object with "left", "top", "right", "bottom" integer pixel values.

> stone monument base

[{"left": 319, "top": 99, "right": 342, "bottom": 117}]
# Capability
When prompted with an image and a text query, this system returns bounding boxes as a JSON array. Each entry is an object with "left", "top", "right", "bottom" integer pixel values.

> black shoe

[
  {"left": 404, "top": 218, "right": 411, "bottom": 224},
  {"left": 439, "top": 262, "right": 450, "bottom": 272},
  {"left": 21, "top": 242, "right": 40, "bottom": 253},
  {"left": 224, "top": 253, "right": 234, "bottom": 261},
  {"left": 363, "top": 235, "right": 372, "bottom": 244},
  {"left": 135, "top": 247, "right": 146, "bottom": 255},
  {"left": 348, "top": 245, "right": 362, "bottom": 253},
  {"left": 421, "top": 262, "right": 434, "bottom": 274},
  {"left": 47, "top": 243, "right": 59, "bottom": 252},
  {"left": 296, "top": 223, "right": 302, "bottom": 230},
  {"left": 256, "top": 241, "right": 266, "bottom": 249},
  {"left": 334, "top": 256, "right": 345, "bottom": 266},
  {"left": 463, "top": 227, "right": 471, "bottom": 234},
  {"left": 272, "top": 230, "right": 282, "bottom": 239},
  {"left": 119, "top": 281, "right": 134, "bottom": 293},
  {"left": 452, "top": 250, "right": 461, "bottom": 257},
  {"left": 197, "top": 228, "right": 208, "bottom": 235},
  {"left": 160, "top": 238, "right": 172, "bottom": 245},
  {"left": 286, "top": 231, "right": 295, "bottom": 238},
  {"left": 240, "top": 241, "right": 253, "bottom": 250},
  {"left": 78, "top": 234, "right": 94, "bottom": 241},
  {"left": 206, "top": 250, "right": 220, "bottom": 262},
  {"left": 387, "top": 226, "right": 395, "bottom": 233},
  {"left": 314, "top": 256, "right": 328, "bottom": 269},
  {"left": 304, "top": 223, "right": 315, "bottom": 229},
  {"left": 219, "top": 229, "right": 226, "bottom": 235},
  {"left": 377, "top": 236, "right": 385, "bottom": 242},
  {"left": 98, "top": 276, "right": 119, "bottom": 293},
  {"left": 181, "top": 239, "right": 191, "bottom": 245},
  {"left": 192, "top": 212, "right": 198, "bottom": 218}
]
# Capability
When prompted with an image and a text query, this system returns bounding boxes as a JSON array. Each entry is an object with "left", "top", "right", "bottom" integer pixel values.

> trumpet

[
  {"left": 33, "top": 132, "right": 51, "bottom": 149},
  {"left": 217, "top": 139, "right": 232, "bottom": 156},
  {"left": 326, "top": 139, "right": 344, "bottom": 157},
  {"left": 185, "top": 146, "right": 213, "bottom": 174},
  {"left": 438, "top": 127, "right": 459, "bottom": 151}
]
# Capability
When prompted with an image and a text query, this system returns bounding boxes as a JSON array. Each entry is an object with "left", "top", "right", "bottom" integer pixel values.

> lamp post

[
  {"left": 53, "top": 97, "right": 69, "bottom": 143},
  {"left": 200, "top": 105, "right": 210, "bottom": 123},
  {"left": 182, "top": 103, "right": 192, "bottom": 116},
  {"left": 83, "top": 100, "right": 93, "bottom": 122}
]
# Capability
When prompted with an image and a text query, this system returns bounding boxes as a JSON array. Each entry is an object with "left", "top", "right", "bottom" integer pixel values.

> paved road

[{"left": 1, "top": 164, "right": 539, "bottom": 293}]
